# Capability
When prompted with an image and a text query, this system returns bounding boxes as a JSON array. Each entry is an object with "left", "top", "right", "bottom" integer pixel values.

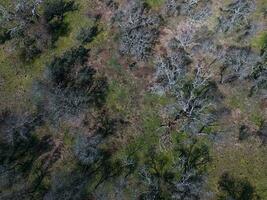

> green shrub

[
  {"left": 76, "top": 26, "right": 99, "bottom": 44},
  {"left": 0, "top": 30, "right": 11, "bottom": 44},
  {"left": 43, "top": 0, "right": 76, "bottom": 42},
  {"left": 43, "top": 0, "right": 76, "bottom": 22}
]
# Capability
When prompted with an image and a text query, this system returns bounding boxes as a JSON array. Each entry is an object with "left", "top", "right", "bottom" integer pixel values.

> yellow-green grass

[
  {"left": 145, "top": 0, "right": 165, "bottom": 9},
  {"left": 224, "top": 84, "right": 265, "bottom": 128},
  {"left": 208, "top": 140, "right": 267, "bottom": 199},
  {"left": 251, "top": 31, "right": 267, "bottom": 51}
]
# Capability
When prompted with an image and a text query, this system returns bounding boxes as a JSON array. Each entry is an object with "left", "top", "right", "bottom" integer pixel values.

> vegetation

[
  {"left": 218, "top": 172, "right": 259, "bottom": 200},
  {"left": 0, "top": 0, "right": 266, "bottom": 199}
]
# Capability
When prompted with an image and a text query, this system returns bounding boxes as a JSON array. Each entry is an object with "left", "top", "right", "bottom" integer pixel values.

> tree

[
  {"left": 0, "top": 110, "right": 60, "bottom": 200},
  {"left": 217, "top": 0, "right": 255, "bottom": 35},
  {"left": 218, "top": 172, "right": 259, "bottom": 200},
  {"left": 43, "top": 0, "right": 76, "bottom": 42},
  {"left": 163, "top": 0, "right": 212, "bottom": 20},
  {"left": 35, "top": 46, "right": 108, "bottom": 119},
  {"left": 0, "top": 0, "right": 47, "bottom": 61},
  {"left": 154, "top": 38, "right": 191, "bottom": 92},
  {"left": 137, "top": 133, "right": 210, "bottom": 200},
  {"left": 154, "top": 39, "right": 219, "bottom": 133},
  {"left": 0, "top": 0, "right": 42, "bottom": 40},
  {"left": 43, "top": 0, "right": 76, "bottom": 22},
  {"left": 114, "top": 0, "right": 161, "bottom": 60},
  {"left": 74, "top": 134, "right": 103, "bottom": 166},
  {"left": 220, "top": 46, "right": 260, "bottom": 84},
  {"left": 76, "top": 25, "right": 99, "bottom": 44},
  {"left": 249, "top": 38, "right": 267, "bottom": 96}
]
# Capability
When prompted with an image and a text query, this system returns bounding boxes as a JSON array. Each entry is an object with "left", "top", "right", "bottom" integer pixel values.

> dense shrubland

[{"left": 0, "top": 0, "right": 266, "bottom": 199}]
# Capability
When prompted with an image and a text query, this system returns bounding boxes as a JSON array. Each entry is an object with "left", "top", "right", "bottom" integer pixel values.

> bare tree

[
  {"left": 217, "top": 0, "right": 255, "bottom": 34},
  {"left": 0, "top": 0, "right": 43, "bottom": 38},
  {"left": 114, "top": 0, "right": 161, "bottom": 60}
]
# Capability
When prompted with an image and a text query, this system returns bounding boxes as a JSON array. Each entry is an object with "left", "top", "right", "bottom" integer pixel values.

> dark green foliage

[
  {"left": 0, "top": 111, "right": 57, "bottom": 199},
  {"left": 46, "top": 46, "right": 89, "bottom": 86},
  {"left": 238, "top": 125, "right": 250, "bottom": 141},
  {"left": 0, "top": 30, "right": 11, "bottom": 44},
  {"left": 19, "top": 37, "right": 42, "bottom": 62},
  {"left": 77, "top": 26, "right": 99, "bottom": 44},
  {"left": 218, "top": 172, "right": 259, "bottom": 200},
  {"left": 44, "top": 171, "right": 88, "bottom": 200},
  {"left": 249, "top": 38, "right": 267, "bottom": 96},
  {"left": 175, "top": 137, "right": 211, "bottom": 174},
  {"left": 49, "top": 20, "right": 70, "bottom": 43},
  {"left": 43, "top": 0, "right": 76, "bottom": 22},
  {"left": 43, "top": 0, "right": 76, "bottom": 42},
  {"left": 0, "top": 112, "right": 44, "bottom": 167},
  {"left": 257, "top": 122, "right": 267, "bottom": 144}
]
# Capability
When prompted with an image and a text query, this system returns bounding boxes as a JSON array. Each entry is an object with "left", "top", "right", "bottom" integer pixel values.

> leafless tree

[
  {"left": 217, "top": 0, "right": 255, "bottom": 34},
  {"left": 114, "top": 0, "right": 161, "bottom": 60},
  {"left": 0, "top": 0, "right": 43, "bottom": 38}
]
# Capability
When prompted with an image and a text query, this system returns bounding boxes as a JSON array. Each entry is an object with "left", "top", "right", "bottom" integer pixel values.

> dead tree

[
  {"left": 217, "top": 0, "right": 255, "bottom": 34},
  {"left": 0, "top": 0, "right": 43, "bottom": 38},
  {"left": 114, "top": 1, "right": 161, "bottom": 60}
]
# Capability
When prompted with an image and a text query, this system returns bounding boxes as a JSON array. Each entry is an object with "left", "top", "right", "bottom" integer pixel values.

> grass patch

[
  {"left": 251, "top": 31, "right": 267, "bottom": 51},
  {"left": 145, "top": 0, "right": 165, "bottom": 9},
  {"left": 249, "top": 113, "right": 265, "bottom": 128},
  {"left": 208, "top": 142, "right": 267, "bottom": 199},
  {"left": 106, "top": 80, "right": 134, "bottom": 117}
]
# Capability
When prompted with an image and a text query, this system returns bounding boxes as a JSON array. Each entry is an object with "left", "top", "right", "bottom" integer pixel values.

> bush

[
  {"left": 218, "top": 172, "right": 259, "bottom": 200},
  {"left": 44, "top": 171, "right": 87, "bottom": 200},
  {"left": 37, "top": 46, "right": 108, "bottom": 118},
  {"left": 43, "top": 0, "right": 76, "bottom": 22},
  {"left": 43, "top": 0, "right": 76, "bottom": 42},
  {"left": 238, "top": 125, "right": 250, "bottom": 141},
  {"left": 249, "top": 35, "right": 267, "bottom": 96},
  {"left": 46, "top": 46, "right": 89, "bottom": 86},
  {"left": 74, "top": 134, "right": 103, "bottom": 166},
  {"left": 76, "top": 26, "right": 99, "bottom": 44},
  {"left": 0, "top": 30, "right": 11, "bottom": 44},
  {"left": 101, "top": 0, "right": 119, "bottom": 10},
  {"left": 18, "top": 38, "right": 42, "bottom": 62}
]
